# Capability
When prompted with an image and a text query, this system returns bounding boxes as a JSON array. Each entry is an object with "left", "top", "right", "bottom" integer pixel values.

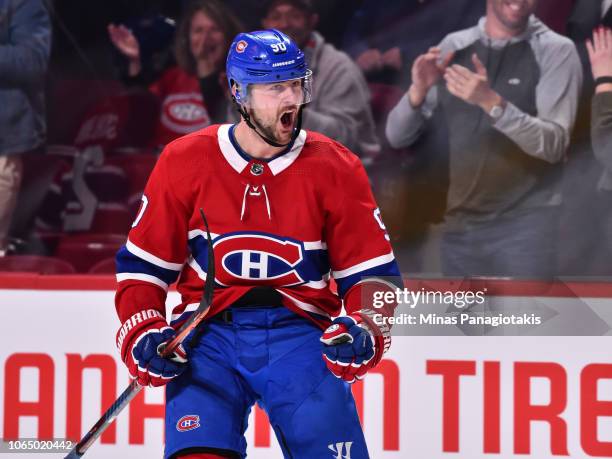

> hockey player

[{"left": 114, "top": 29, "right": 401, "bottom": 458}]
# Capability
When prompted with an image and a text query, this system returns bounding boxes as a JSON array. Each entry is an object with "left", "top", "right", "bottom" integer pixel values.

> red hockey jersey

[
  {"left": 149, "top": 67, "right": 212, "bottom": 147},
  {"left": 115, "top": 124, "right": 400, "bottom": 329}
]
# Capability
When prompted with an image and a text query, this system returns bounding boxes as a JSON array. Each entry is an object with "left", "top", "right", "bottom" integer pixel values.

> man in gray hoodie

[
  {"left": 261, "top": 0, "right": 380, "bottom": 158},
  {"left": 386, "top": 0, "right": 582, "bottom": 278},
  {"left": 0, "top": 0, "right": 51, "bottom": 255}
]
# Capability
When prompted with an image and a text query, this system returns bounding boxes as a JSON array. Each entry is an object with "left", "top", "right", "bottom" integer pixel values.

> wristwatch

[{"left": 489, "top": 103, "right": 505, "bottom": 121}]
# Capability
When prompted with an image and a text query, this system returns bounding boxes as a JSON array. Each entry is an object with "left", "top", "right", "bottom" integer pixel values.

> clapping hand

[
  {"left": 409, "top": 47, "right": 454, "bottom": 107},
  {"left": 444, "top": 53, "right": 503, "bottom": 114},
  {"left": 108, "top": 23, "right": 142, "bottom": 76},
  {"left": 108, "top": 24, "right": 140, "bottom": 61},
  {"left": 587, "top": 26, "right": 612, "bottom": 92}
]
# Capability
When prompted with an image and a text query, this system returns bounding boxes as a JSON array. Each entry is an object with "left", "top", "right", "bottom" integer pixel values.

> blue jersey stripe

[
  {"left": 116, "top": 246, "right": 181, "bottom": 286},
  {"left": 334, "top": 260, "right": 401, "bottom": 298}
]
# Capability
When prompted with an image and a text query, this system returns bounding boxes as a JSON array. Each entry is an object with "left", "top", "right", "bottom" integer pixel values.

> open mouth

[{"left": 280, "top": 110, "right": 296, "bottom": 129}]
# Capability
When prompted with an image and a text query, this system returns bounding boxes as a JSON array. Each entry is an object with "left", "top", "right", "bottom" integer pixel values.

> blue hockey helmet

[{"left": 226, "top": 29, "right": 313, "bottom": 106}]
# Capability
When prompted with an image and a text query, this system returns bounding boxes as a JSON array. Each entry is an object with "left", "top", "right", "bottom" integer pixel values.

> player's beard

[{"left": 248, "top": 107, "right": 296, "bottom": 145}]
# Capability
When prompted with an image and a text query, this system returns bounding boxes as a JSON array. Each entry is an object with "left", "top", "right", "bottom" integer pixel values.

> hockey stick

[{"left": 65, "top": 209, "right": 215, "bottom": 458}]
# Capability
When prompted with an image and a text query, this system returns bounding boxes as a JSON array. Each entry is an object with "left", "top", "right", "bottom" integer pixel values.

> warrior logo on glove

[{"left": 116, "top": 309, "right": 188, "bottom": 387}]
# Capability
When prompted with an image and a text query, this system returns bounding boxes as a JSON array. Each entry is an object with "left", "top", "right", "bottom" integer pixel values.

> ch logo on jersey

[
  {"left": 176, "top": 415, "right": 200, "bottom": 432},
  {"left": 328, "top": 441, "right": 353, "bottom": 459},
  {"left": 213, "top": 233, "right": 304, "bottom": 286}
]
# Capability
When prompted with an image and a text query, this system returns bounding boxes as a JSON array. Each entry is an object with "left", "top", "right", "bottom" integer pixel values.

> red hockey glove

[
  {"left": 320, "top": 311, "right": 390, "bottom": 383},
  {"left": 116, "top": 309, "right": 187, "bottom": 387}
]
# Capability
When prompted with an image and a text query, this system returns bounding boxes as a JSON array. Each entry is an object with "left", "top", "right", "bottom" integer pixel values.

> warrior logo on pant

[{"left": 328, "top": 441, "right": 353, "bottom": 459}]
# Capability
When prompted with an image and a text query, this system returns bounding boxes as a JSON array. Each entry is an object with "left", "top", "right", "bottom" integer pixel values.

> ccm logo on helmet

[
  {"left": 176, "top": 415, "right": 200, "bottom": 432},
  {"left": 213, "top": 233, "right": 304, "bottom": 287},
  {"left": 235, "top": 40, "right": 248, "bottom": 53}
]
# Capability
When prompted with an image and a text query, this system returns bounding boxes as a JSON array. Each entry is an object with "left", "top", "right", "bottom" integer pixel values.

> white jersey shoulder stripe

[
  {"left": 126, "top": 239, "right": 183, "bottom": 271},
  {"left": 116, "top": 273, "right": 169, "bottom": 291},
  {"left": 332, "top": 252, "right": 395, "bottom": 279}
]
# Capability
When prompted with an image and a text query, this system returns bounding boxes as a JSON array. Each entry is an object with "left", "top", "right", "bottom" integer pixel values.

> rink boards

[{"left": 0, "top": 274, "right": 611, "bottom": 458}]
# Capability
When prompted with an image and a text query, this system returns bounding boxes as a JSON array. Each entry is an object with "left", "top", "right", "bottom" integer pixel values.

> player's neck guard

[{"left": 233, "top": 97, "right": 305, "bottom": 148}]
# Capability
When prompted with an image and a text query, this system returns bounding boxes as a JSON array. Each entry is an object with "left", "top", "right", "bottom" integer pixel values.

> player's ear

[{"left": 230, "top": 80, "right": 239, "bottom": 98}]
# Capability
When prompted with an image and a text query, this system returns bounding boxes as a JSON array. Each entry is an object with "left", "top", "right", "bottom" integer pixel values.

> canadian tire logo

[{"left": 176, "top": 414, "right": 200, "bottom": 432}]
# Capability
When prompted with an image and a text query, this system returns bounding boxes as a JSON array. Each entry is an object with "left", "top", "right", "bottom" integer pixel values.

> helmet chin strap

[{"left": 233, "top": 97, "right": 304, "bottom": 148}]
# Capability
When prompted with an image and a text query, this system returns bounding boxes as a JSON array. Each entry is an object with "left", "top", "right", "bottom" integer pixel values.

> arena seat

[
  {"left": 47, "top": 79, "right": 125, "bottom": 145},
  {"left": 55, "top": 233, "right": 125, "bottom": 273},
  {"left": 71, "top": 89, "right": 159, "bottom": 153},
  {"left": 106, "top": 153, "right": 159, "bottom": 218},
  {"left": 0, "top": 255, "right": 76, "bottom": 274},
  {"left": 88, "top": 256, "right": 117, "bottom": 274},
  {"left": 62, "top": 202, "right": 133, "bottom": 235},
  {"left": 36, "top": 85, "right": 159, "bottom": 235}
]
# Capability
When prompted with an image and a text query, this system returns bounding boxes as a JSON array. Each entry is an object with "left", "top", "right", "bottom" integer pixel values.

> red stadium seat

[
  {"left": 0, "top": 255, "right": 76, "bottom": 274},
  {"left": 47, "top": 79, "right": 125, "bottom": 145},
  {"left": 55, "top": 233, "right": 125, "bottom": 273},
  {"left": 72, "top": 89, "right": 159, "bottom": 152},
  {"left": 62, "top": 203, "right": 133, "bottom": 235},
  {"left": 88, "top": 257, "right": 116, "bottom": 274},
  {"left": 107, "top": 153, "right": 158, "bottom": 217}
]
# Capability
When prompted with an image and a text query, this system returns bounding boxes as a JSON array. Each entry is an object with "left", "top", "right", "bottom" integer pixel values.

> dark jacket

[{"left": 0, "top": 0, "right": 51, "bottom": 156}]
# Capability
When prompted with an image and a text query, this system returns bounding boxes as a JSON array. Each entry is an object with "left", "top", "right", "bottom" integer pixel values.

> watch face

[{"left": 490, "top": 105, "right": 503, "bottom": 119}]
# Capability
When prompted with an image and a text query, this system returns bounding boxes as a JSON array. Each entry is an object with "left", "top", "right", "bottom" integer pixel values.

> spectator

[
  {"left": 108, "top": 0, "right": 243, "bottom": 148},
  {"left": 556, "top": 0, "right": 612, "bottom": 276},
  {"left": 342, "top": 0, "right": 486, "bottom": 86},
  {"left": 566, "top": 0, "right": 611, "bottom": 142},
  {"left": 0, "top": 0, "right": 51, "bottom": 256},
  {"left": 260, "top": 0, "right": 380, "bottom": 157},
  {"left": 386, "top": 0, "right": 582, "bottom": 278},
  {"left": 588, "top": 26, "right": 612, "bottom": 174}
]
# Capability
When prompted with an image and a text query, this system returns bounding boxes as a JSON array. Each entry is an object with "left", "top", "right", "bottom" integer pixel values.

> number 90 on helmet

[{"left": 226, "top": 29, "right": 313, "bottom": 108}]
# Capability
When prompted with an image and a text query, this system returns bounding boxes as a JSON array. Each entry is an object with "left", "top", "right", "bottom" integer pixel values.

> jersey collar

[{"left": 217, "top": 124, "right": 307, "bottom": 176}]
